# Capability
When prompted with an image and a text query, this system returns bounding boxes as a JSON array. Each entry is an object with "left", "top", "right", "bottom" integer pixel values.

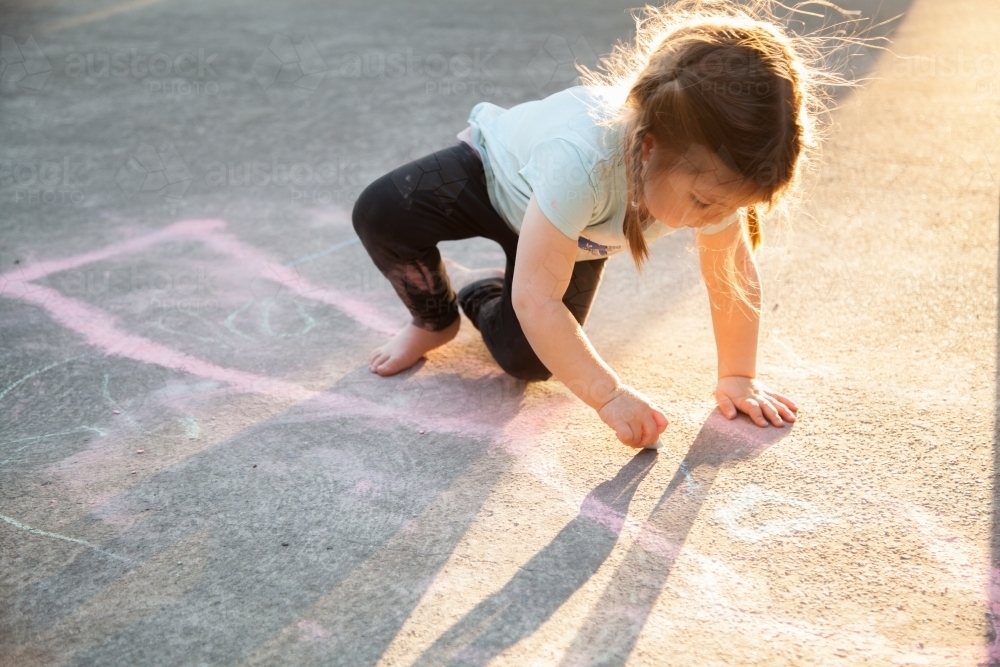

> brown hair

[{"left": 582, "top": 1, "right": 830, "bottom": 267}]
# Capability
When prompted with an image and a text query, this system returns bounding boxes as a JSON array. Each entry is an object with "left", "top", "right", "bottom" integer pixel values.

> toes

[
  {"left": 374, "top": 357, "right": 402, "bottom": 376},
  {"left": 369, "top": 351, "right": 389, "bottom": 372}
]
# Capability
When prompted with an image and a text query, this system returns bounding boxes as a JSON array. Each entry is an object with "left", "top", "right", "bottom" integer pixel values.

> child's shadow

[
  {"left": 557, "top": 411, "right": 793, "bottom": 667},
  {"left": 408, "top": 410, "right": 791, "bottom": 667}
]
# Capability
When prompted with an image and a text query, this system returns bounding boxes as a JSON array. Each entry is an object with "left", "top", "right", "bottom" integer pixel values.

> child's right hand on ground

[{"left": 596, "top": 385, "right": 668, "bottom": 448}]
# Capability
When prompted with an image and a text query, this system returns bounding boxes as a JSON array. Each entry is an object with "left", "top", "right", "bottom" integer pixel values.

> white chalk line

[
  {"left": 0, "top": 426, "right": 106, "bottom": 447},
  {"left": 768, "top": 335, "right": 832, "bottom": 378},
  {"left": 0, "top": 512, "right": 134, "bottom": 563},
  {"left": 283, "top": 237, "right": 360, "bottom": 268},
  {"left": 0, "top": 425, "right": 107, "bottom": 465},
  {"left": 224, "top": 297, "right": 318, "bottom": 341},
  {"left": 713, "top": 484, "right": 836, "bottom": 543},
  {"left": 0, "top": 357, "right": 104, "bottom": 465},
  {"left": 0, "top": 355, "right": 86, "bottom": 406},
  {"left": 101, "top": 373, "right": 200, "bottom": 441}
]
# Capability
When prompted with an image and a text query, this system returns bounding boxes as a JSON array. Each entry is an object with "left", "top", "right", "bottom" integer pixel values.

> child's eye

[{"left": 691, "top": 195, "right": 710, "bottom": 209}]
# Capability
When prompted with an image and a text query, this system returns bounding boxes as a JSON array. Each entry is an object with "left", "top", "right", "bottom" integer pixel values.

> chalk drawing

[
  {"left": 192, "top": 224, "right": 398, "bottom": 333},
  {"left": 283, "top": 237, "right": 360, "bottom": 268},
  {"left": 104, "top": 373, "right": 207, "bottom": 442},
  {"left": 0, "top": 357, "right": 105, "bottom": 465},
  {"left": 713, "top": 484, "right": 834, "bottom": 543},
  {"left": 0, "top": 219, "right": 226, "bottom": 287},
  {"left": 654, "top": 447, "right": 701, "bottom": 496},
  {"left": 0, "top": 218, "right": 514, "bottom": 448},
  {"left": 5, "top": 280, "right": 491, "bottom": 436},
  {"left": 224, "top": 298, "right": 317, "bottom": 340},
  {"left": 768, "top": 335, "right": 833, "bottom": 378},
  {"left": 154, "top": 309, "right": 228, "bottom": 346},
  {"left": 0, "top": 218, "right": 399, "bottom": 334},
  {"left": 223, "top": 299, "right": 257, "bottom": 341},
  {"left": 0, "top": 426, "right": 107, "bottom": 466},
  {"left": 261, "top": 299, "right": 316, "bottom": 338},
  {"left": 101, "top": 373, "right": 134, "bottom": 425},
  {"left": 0, "top": 426, "right": 106, "bottom": 447},
  {"left": 0, "top": 355, "right": 86, "bottom": 406},
  {"left": 900, "top": 502, "right": 980, "bottom": 592},
  {"left": 0, "top": 512, "right": 134, "bottom": 563}
]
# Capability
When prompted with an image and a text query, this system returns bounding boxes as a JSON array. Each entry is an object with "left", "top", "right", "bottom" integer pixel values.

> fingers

[
  {"left": 652, "top": 409, "right": 669, "bottom": 433},
  {"left": 770, "top": 397, "right": 797, "bottom": 423},
  {"left": 742, "top": 398, "right": 768, "bottom": 427},
  {"left": 613, "top": 414, "right": 652, "bottom": 448},
  {"left": 717, "top": 378, "right": 799, "bottom": 427},
  {"left": 639, "top": 413, "right": 658, "bottom": 448},
  {"left": 717, "top": 395, "right": 738, "bottom": 420},
  {"left": 757, "top": 398, "right": 785, "bottom": 427},
  {"left": 598, "top": 387, "right": 668, "bottom": 449},
  {"left": 767, "top": 390, "right": 799, "bottom": 413}
]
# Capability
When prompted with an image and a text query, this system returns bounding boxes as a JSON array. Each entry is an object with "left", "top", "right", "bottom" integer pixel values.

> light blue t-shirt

[{"left": 467, "top": 86, "right": 738, "bottom": 261}]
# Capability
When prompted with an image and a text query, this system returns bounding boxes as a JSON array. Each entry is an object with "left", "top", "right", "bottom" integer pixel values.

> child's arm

[
  {"left": 697, "top": 221, "right": 798, "bottom": 427},
  {"left": 512, "top": 196, "right": 668, "bottom": 448}
]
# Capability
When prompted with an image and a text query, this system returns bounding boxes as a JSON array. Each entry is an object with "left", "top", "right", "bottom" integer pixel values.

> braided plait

[{"left": 616, "top": 19, "right": 808, "bottom": 266}]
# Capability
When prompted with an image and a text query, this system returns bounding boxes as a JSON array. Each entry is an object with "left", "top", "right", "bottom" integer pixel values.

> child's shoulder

[{"left": 471, "top": 86, "right": 621, "bottom": 161}]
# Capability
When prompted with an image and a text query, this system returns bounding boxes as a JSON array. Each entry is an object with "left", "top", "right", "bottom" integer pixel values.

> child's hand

[
  {"left": 596, "top": 385, "right": 668, "bottom": 448},
  {"left": 715, "top": 376, "right": 797, "bottom": 427}
]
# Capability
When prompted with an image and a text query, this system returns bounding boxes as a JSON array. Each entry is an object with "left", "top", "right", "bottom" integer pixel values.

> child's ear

[{"left": 641, "top": 134, "right": 656, "bottom": 164}]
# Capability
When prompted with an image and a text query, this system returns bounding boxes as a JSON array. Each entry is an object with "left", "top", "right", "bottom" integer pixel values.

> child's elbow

[
  {"left": 512, "top": 283, "right": 555, "bottom": 328},
  {"left": 511, "top": 285, "right": 534, "bottom": 321}
]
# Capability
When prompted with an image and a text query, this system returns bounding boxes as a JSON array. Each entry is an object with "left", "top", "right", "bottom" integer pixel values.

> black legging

[{"left": 352, "top": 142, "right": 606, "bottom": 381}]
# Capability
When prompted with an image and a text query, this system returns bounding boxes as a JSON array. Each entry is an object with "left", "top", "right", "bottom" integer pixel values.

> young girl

[{"left": 352, "top": 1, "right": 817, "bottom": 448}]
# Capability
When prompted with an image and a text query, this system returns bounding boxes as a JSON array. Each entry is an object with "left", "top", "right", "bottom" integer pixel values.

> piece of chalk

[{"left": 644, "top": 439, "right": 663, "bottom": 450}]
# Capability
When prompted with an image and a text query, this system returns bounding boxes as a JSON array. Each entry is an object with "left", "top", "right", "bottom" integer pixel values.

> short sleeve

[
  {"left": 696, "top": 209, "right": 742, "bottom": 236},
  {"left": 518, "top": 139, "right": 597, "bottom": 240}
]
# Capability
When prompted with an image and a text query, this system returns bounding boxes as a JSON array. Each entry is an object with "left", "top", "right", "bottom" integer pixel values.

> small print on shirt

[{"left": 578, "top": 237, "right": 621, "bottom": 257}]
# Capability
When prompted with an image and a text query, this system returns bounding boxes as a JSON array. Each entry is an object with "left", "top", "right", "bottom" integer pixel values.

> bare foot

[
  {"left": 442, "top": 258, "right": 504, "bottom": 293},
  {"left": 368, "top": 319, "right": 460, "bottom": 376}
]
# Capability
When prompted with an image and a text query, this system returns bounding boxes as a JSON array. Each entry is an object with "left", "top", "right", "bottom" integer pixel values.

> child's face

[{"left": 641, "top": 138, "right": 759, "bottom": 231}]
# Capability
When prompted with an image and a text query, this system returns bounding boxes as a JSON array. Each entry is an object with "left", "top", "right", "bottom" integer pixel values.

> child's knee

[
  {"left": 507, "top": 363, "right": 552, "bottom": 382},
  {"left": 492, "top": 343, "right": 552, "bottom": 382},
  {"left": 351, "top": 179, "right": 388, "bottom": 243}
]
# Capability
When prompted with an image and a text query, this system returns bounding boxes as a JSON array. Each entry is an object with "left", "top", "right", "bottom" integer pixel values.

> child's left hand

[{"left": 715, "top": 376, "right": 797, "bottom": 427}]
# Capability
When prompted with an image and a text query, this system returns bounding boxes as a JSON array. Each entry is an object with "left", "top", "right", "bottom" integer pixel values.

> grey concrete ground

[{"left": 0, "top": 0, "right": 997, "bottom": 665}]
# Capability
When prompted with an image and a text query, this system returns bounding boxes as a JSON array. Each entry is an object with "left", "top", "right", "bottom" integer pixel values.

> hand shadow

[
  {"left": 411, "top": 449, "right": 659, "bottom": 667},
  {"left": 557, "top": 410, "right": 794, "bottom": 667}
]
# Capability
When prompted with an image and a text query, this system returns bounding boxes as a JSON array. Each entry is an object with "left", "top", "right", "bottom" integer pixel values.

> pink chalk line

[
  {"left": 0, "top": 218, "right": 400, "bottom": 335},
  {"left": 16, "top": 281, "right": 492, "bottom": 436},
  {"left": 0, "top": 219, "right": 495, "bottom": 436}
]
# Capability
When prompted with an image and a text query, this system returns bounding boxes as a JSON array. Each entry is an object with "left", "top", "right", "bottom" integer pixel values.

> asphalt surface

[{"left": 0, "top": 0, "right": 997, "bottom": 665}]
